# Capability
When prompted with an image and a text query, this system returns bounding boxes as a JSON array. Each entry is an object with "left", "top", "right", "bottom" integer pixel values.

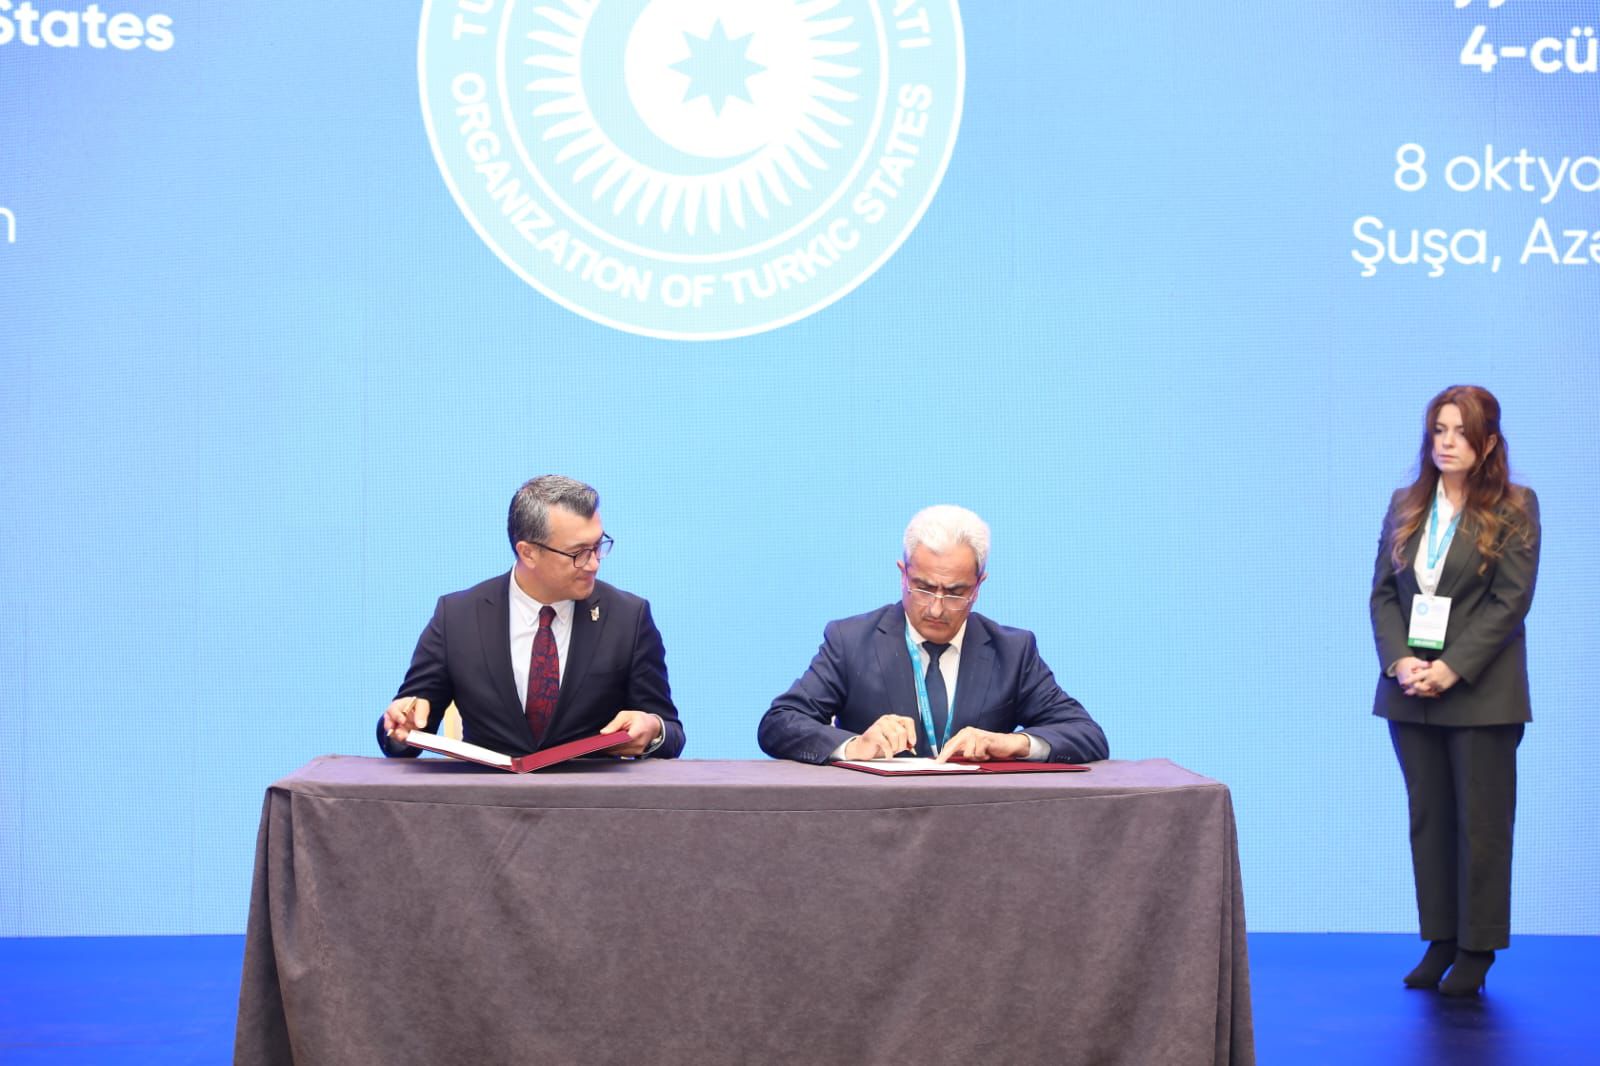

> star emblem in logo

[{"left": 671, "top": 19, "right": 766, "bottom": 116}]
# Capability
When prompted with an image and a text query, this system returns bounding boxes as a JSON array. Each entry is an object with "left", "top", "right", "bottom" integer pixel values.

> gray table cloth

[{"left": 235, "top": 757, "right": 1253, "bottom": 1065}]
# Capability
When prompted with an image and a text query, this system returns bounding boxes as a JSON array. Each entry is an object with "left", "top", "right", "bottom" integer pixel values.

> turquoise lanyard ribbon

[
  {"left": 905, "top": 627, "right": 956, "bottom": 752},
  {"left": 1427, "top": 494, "right": 1462, "bottom": 569}
]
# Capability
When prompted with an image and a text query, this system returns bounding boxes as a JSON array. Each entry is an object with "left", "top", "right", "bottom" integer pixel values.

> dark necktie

[
  {"left": 922, "top": 641, "right": 951, "bottom": 755},
  {"left": 525, "top": 605, "right": 559, "bottom": 747}
]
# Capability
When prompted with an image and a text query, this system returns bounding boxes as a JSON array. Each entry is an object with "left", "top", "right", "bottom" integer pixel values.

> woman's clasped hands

[{"left": 1396, "top": 656, "right": 1460, "bottom": 698}]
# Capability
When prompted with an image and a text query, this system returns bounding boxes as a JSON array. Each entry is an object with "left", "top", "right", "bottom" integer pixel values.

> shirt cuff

[
  {"left": 640, "top": 715, "right": 667, "bottom": 756},
  {"left": 827, "top": 737, "right": 853, "bottom": 762},
  {"left": 1023, "top": 733, "right": 1051, "bottom": 762}
]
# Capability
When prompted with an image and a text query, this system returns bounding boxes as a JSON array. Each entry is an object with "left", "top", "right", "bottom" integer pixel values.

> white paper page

[
  {"left": 403, "top": 731, "right": 513, "bottom": 768},
  {"left": 836, "top": 758, "right": 979, "bottom": 773}
]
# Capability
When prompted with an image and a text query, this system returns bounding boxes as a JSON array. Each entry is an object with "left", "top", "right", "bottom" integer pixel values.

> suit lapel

[
  {"left": 951, "top": 615, "right": 995, "bottom": 729},
  {"left": 479, "top": 575, "right": 522, "bottom": 717},
  {"left": 1436, "top": 517, "right": 1477, "bottom": 598},
  {"left": 554, "top": 588, "right": 605, "bottom": 730},
  {"left": 872, "top": 605, "right": 920, "bottom": 723}
]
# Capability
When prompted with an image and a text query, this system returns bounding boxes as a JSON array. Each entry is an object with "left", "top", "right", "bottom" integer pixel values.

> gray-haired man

[{"left": 758, "top": 505, "right": 1106, "bottom": 764}]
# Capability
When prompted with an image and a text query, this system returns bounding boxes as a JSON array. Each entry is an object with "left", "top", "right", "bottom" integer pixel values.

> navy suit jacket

[
  {"left": 377, "top": 573, "right": 685, "bottom": 758},
  {"left": 757, "top": 603, "right": 1108, "bottom": 764}
]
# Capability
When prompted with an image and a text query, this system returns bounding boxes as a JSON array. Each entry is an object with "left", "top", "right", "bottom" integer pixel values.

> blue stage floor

[{"left": 0, "top": 933, "right": 1595, "bottom": 1063}]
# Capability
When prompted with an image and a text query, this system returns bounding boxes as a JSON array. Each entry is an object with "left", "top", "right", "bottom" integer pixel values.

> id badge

[{"left": 1407, "top": 594, "right": 1451, "bottom": 650}]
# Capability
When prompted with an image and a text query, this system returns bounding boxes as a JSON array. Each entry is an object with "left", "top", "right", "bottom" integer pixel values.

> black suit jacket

[
  {"left": 757, "top": 603, "right": 1108, "bottom": 763},
  {"left": 1370, "top": 487, "right": 1540, "bottom": 726},
  {"left": 377, "top": 573, "right": 685, "bottom": 758}
]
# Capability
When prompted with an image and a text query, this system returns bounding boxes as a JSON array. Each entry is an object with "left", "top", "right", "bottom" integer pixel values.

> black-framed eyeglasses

[{"left": 531, "top": 533, "right": 614, "bottom": 567}]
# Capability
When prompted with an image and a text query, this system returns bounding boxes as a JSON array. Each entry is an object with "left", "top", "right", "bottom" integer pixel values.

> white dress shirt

[
  {"left": 908, "top": 617, "right": 967, "bottom": 714},
  {"left": 509, "top": 574, "right": 574, "bottom": 706},
  {"left": 1413, "top": 479, "right": 1459, "bottom": 597}
]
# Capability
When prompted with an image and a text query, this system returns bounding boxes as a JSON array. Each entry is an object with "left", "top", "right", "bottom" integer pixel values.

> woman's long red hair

[{"left": 1388, "top": 385, "right": 1534, "bottom": 574}]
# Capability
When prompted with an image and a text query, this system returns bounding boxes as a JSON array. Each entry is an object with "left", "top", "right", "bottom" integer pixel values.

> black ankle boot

[
  {"left": 1439, "top": 948, "right": 1495, "bottom": 996},
  {"left": 1403, "top": 939, "right": 1457, "bottom": 989}
]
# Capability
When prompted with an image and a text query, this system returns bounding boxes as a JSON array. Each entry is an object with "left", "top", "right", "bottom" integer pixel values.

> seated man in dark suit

[
  {"left": 758, "top": 505, "right": 1106, "bottom": 764},
  {"left": 378, "top": 475, "right": 685, "bottom": 759}
]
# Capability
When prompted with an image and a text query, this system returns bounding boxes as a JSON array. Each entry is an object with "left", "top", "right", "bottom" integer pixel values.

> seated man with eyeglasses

[
  {"left": 378, "top": 475, "right": 684, "bottom": 759},
  {"left": 758, "top": 505, "right": 1107, "bottom": 764}
]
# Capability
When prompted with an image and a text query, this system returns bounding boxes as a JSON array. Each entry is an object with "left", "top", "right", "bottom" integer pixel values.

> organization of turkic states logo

[{"left": 419, "top": 0, "right": 963, "bottom": 341}]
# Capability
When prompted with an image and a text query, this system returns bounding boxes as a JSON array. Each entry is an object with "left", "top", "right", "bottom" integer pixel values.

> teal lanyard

[
  {"left": 905, "top": 628, "right": 957, "bottom": 752},
  {"left": 1427, "top": 494, "right": 1462, "bottom": 569}
]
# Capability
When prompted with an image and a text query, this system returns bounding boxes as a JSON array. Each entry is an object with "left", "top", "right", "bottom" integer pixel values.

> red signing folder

[
  {"left": 833, "top": 757, "right": 1090, "bottom": 777},
  {"left": 403, "top": 730, "right": 631, "bottom": 772}
]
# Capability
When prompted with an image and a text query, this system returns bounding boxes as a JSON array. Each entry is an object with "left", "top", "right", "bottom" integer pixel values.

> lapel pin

[{"left": 590, "top": 605, "right": 600, "bottom": 622}]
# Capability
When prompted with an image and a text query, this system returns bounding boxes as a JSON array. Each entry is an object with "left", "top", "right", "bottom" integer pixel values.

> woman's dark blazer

[{"left": 1370, "top": 487, "right": 1541, "bottom": 725}]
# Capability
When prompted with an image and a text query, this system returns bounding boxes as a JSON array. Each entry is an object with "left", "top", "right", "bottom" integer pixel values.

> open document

[
  {"left": 834, "top": 757, "right": 1090, "bottom": 777},
  {"left": 403, "top": 730, "right": 630, "bottom": 773}
]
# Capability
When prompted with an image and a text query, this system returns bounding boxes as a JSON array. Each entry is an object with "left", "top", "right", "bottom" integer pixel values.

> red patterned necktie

[{"left": 525, "top": 605, "right": 559, "bottom": 746}]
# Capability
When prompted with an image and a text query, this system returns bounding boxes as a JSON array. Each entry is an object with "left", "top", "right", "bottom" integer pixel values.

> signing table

[{"left": 235, "top": 757, "right": 1253, "bottom": 1065}]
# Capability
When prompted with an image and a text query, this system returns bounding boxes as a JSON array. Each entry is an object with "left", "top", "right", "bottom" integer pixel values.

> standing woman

[{"left": 1370, "top": 385, "right": 1540, "bottom": 996}]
